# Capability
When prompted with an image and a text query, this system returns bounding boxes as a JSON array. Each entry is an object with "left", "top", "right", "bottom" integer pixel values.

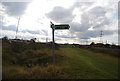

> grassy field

[
  {"left": 56, "top": 47, "right": 118, "bottom": 79},
  {"left": 2, "top": 40, "right": 119, "bottom": 79}
]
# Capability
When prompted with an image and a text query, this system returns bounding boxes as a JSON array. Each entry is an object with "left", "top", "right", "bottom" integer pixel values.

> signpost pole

[
  {"left": 52, "top": 27, "right": 55, "bottom": 65},
  {"left": 50, "top": 22, "right": 70, "bottom": 65},
  {"left": 50, "top": 22, "right": 55, "bottom": 65}
]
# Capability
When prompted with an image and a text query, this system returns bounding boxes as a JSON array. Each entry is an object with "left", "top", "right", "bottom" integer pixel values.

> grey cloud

[
  {"left": 70, "top": 6, "right": 110, "bottom": 33},
  {"left": 81, "top": 7, "right": 109, "bottom": 29},
  {"left": 1, "top": 1, "right": 117, "bottom": 44},
  {"left": 1, "top": 24, "right": 49, "bottom": 36},
  {"left": 56, "top": 35, "right": 76, "bottom": 39},
  {"left": 2, "top": 2, "right": 29, "bottom": 17},
  {"left": 46, "top": 2, "right": 117, "bottom": 41},
  {"left": 70, "top": 6, "right": 112, "bottom": 39},
  {"left": 46, "top": 6, "right": 74, "bottom": 23},
  {"left": 46, "top": 3, "right": 110, "bottom": 33},
  {"left": 41, "top": 37, "right": 46, "bottom": 40},
  {"left": 80, "top": 37, "right": 90, "bottom": 39},
  {"left": 2, "top": 25, "right": 40, "bottom": 34},
  {"left": 2, "top": 25, "right": 17, "bottom": 31},
  {"left": 0, "top": 15, "right": 8, "bottom": 26},
  {"left": 72, "top": 2, "right": 94, "bottom": 10},
  {"left": 118, "top": 1, "right": 120, "bottom": 20},
  {"left": 21, "top": 30, "right": 40, "bottom": 34},
  {"left": 70, "top": 22, "right": 90, "bottom": 32},
  {"left": 74, "top": 2, "right": 93, "bottom": 7},
  {"left": 89, "top": 7, "right": 106, "bottom": 16},
  {"left": 41, "top": 30, "right": 48, "bottom": 36},
  {"left": 77, "top": 30, "right": 116, "bottom": 39},
  {"left": 46, "top": 2, "right": 94, "bottom": 23},
  {"left": 54, "top": 38, "right": 62, "bottom": 41}
]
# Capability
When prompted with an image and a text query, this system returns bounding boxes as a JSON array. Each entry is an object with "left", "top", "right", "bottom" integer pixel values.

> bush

[
  {"left": 2, "top": 39, "right": 68, "bottom": 79},
  {"left": 3, "top": 65, "right": 68, "bottom": 79}
]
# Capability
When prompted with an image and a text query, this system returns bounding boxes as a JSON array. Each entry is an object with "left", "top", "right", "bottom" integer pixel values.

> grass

[
  {"left": 3, "top": 64, "right": 68, "bottom": 79},
  {"left": 2, "top": 40, "right": 119, "bottom": 79},
  {"left": 57, "top": 47, "right": 118, "bottom": 79},
  {"left": 2, "top": 41, "right": 68, "bottom": 79}
]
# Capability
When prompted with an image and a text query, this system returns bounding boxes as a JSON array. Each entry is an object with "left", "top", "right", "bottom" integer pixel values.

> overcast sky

[{"left": 0, "top": 0, "right": 119, "bottom": 45}]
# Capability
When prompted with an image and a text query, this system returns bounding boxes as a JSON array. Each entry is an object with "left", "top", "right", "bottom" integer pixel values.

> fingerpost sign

[
  {"left": 55, "top": 24, "right": 70, "bottom": 29},
  {"left": 50, "top": 22, "right": 70, "bottom": 65}
]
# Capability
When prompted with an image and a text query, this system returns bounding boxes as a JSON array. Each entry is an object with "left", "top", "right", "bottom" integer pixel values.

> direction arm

[{"left": 50, "top": 22, "right": 55, "bottom": 30}]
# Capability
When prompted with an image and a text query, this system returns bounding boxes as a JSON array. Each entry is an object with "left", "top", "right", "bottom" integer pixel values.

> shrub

[{"left": 3, "top": 65, "right": 68, "bottom": 79}]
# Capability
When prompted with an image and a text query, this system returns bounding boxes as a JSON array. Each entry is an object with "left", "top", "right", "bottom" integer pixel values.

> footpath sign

[
  {"left": 55, "top": 24, "right": 70, "bottom": 29},
  {"left": 50, "top": 22, "right": 70, "bottom": 64}
]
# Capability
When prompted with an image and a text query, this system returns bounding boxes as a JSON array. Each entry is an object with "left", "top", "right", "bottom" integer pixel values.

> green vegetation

[
  {"left": 57, "top": 47, "right": 118, "bottom": 79},
  {"left": 3, "top": 65, "right": 67, "bottom": 79},
  {"left": 2, "top": 39, "right": 67, "bottom": 79},
  {"left": 2, "top": 38, "right": 119, "bottom": 79}
]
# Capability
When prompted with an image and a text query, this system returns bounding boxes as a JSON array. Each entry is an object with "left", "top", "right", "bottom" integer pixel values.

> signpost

[
  {"left": 50, "top": 22, "right": 55, "bottom": 64},
  {"left": 55, "top": 24, "right": 70, "bottom": 29},
  {"left": 50, "top": 22, "right": 70, "bottom": 64}
]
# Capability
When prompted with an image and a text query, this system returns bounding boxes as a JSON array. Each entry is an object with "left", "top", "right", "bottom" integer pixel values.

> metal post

[
  {"left": 52, "top": 28, "right": 55, "bottom": 64},
  {"left": 51, "top": 22, "right": 55, "bottom": 65}
]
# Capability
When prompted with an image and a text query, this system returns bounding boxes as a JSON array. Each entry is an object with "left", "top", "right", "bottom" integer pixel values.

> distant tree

[
  {"left": 90, "top": 42, "right": 95, "bottom": 46},
  {"left": 2, "top": 36, "right": 9, "bottom": 43},
  {"left": 112, "top": 43, "right": 116, "bottom": 46},
  {"left": 30, "top": 38, "right": 37, "bottom": 50},
  {"left": 30, "top": 38, "right": 36, "bottom": 43},
  {"left": 2, "top": 36, "right": 8, "bottom": 40},
  {"left": 105, "top": 43, "right": 110, "bottom": 47},
  {"left": 111, "top": 43, "right": 116, "bottom": 48}
]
